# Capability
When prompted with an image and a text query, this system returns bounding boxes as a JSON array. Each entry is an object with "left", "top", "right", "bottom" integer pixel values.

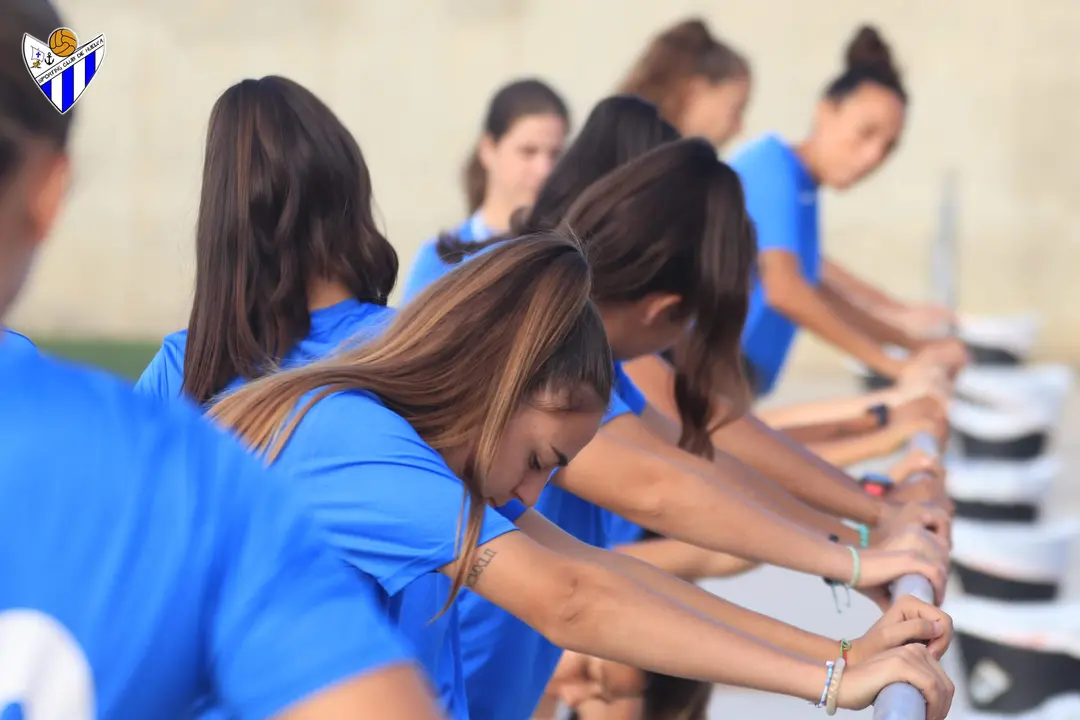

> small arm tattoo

[{"left": 465, "top": 548, "right": 497, "bottom": 588}]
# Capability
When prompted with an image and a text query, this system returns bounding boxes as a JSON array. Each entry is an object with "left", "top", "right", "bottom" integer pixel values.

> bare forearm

[
  {"left": 808, "top": 426, "right": 906, "bottom": 468},
  {"left": 714, "top": 414, "right": 885, "bottom": 526},
  {"left": 757, "top": 390, "right": 895, "bottom": 429},
  {"left": 557, "top": 560, "right": 827, "bottom": 697},
  {"left": 468, "top": 532, "right": 828, "bottom": 700},
  {"left": 780, "top": 417, "right": 874, "bottom": 444},
  {"left": 589, "top": 545, "right": 836, "bottom": 663},
  {"left": 822, "top": 259, "right": 901, "bottom": 312},
  {"left": 585, "top": 461, "right": 854, "bottom": 579},
  {"left": 708, "top": 449, "right": 862, "bottom": 546},
  {"left": 770, "top": 282, "right": 902, "bottom": 378},
  {"left": 821, "top": 282, "right": 915, "bottom": 350}
]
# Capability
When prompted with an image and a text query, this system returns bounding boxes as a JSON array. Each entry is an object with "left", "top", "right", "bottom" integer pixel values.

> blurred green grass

[{"left": 38, "top": 338, "right": 158, "bottom": 379}]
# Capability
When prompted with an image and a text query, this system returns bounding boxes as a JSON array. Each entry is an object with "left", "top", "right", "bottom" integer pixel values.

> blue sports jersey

[
  {"left": 267, "top": 389, "right": 520, "bottom": 719},
  {"left": 0, "top": 342, "right": 413, "bottom": 719},
  {"left": 456, "top": 362, "right": 648, "bottom": 720},
  {"left": 731, "top": 134, "right": 822, "bottom": 395},
  {"left": 136, "top": 299, "right": 393, "bottom": 401},
  {"left": 136, "top": 297, "right": 494, "bottom": 718},
  {"left": 1, "top": 329, "right": 36, "bottom": 357},
  {"left": 400, "top": 212, "right": 494, "bottom": 304}
]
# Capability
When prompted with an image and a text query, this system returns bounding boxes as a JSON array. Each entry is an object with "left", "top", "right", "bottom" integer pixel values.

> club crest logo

[{"left": 22, "top": 28, "right": 106, "bottom": 114}]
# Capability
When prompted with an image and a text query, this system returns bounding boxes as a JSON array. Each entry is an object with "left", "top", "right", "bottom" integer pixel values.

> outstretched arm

[
  {"left": 759, "top": 250, "right": 905, "bottom": 378},
  {"left": 550, "top": 415, "right": 946, "bottom": 599},
  {"left": 443, "top": 526, "right": 953, "bottom": 716}
]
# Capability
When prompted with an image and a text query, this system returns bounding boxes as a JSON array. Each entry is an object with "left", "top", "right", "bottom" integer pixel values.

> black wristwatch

[{"left": 868, "top": 403, "right": 889, "bottom": 429}]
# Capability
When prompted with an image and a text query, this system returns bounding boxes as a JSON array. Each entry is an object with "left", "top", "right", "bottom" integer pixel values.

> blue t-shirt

[
  {"left": 731, "top": 134, "right": 821, "bottom": 395},
  {"left": 0, "top": 342, "right": 412, "bottom": 720},
  {"left": 135, "top": 299, "right": 393, "bottom": 401},
  {"left": 1, "top": 329, "right": 37, "bottom": 357},
  {"left": 400, "top": 212, "right": 494, "bottom": 304},
  {"left": 269, "top": 389, "right": 520, "bottom": 719},
  {"left": 456, "top": 362, "right": 648, "bottom": 720}
]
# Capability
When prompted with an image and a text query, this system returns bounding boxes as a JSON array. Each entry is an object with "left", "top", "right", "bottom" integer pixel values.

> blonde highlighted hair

[{"left": 210, "top": 232, "right": 613, "bottom": 612}]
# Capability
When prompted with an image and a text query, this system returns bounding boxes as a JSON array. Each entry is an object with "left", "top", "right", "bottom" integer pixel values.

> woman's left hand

[{"left": 848, "top": 595, "right": 954, "bottom": 663}]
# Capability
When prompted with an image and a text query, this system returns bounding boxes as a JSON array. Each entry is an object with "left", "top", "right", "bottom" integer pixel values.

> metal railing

[{"left": 872, "top": 431, "right": 942, "bottom": 720}]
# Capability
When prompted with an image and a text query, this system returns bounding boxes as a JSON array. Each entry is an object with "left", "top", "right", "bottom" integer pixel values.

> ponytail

[{"left": 462, "top": 145, "right": 487, "bottom": 214}]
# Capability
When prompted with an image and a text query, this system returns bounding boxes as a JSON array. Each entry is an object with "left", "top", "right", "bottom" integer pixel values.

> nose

[{"left": 515, "top": 469, "right": 553, "bottom": 507}]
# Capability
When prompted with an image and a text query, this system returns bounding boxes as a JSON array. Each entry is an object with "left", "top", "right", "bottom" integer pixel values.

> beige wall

[{"left": 12, "top": 0, "right": 1080, "bottom": 366}]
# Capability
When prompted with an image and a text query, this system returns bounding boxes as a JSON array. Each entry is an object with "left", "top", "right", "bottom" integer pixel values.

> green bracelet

[
  {"left": 842, "top": 519, "right": 870, "bottom": 548},
  {"left": 846, "top": 546, "right": 861, "bottom": 587}
]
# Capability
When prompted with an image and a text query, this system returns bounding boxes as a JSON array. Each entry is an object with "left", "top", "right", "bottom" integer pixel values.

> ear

[
  {"left": 27, "top": 152, "right": 70, "bottom": 246},
  {"left": 477, "top": 133, "right": 499, "bottom": 171},
  {"left": 639, "top": 292, "right": 683, "bottom": 327}
]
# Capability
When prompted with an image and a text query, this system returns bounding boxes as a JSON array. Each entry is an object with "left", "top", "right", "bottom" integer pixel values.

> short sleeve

[
  {"left": 734, "top": 146, "right": 801, "bottom": 255},
  {"left": 134, "top": 332, "right": 188, "bottom": 401},
  {"left": 199, "top": 422, "right": 415, "bottom": 719},
  {"left": 278, "top": 391, "right": 519, "bottom": 596},
  {"left": 1, "top": 329, "right": 37, "bottom": 358}
]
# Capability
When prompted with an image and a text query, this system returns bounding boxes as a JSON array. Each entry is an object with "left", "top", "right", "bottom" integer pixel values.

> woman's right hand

[
  {"left": 892, "top": 370, "right": 950, "bottom": 410},
  {"left": 898, "top": 349, "right": 952, "bottom": 391},
  {"left": 877, "top": 502, "right": 952, "bottom": 550},
  {"left": 837, "top": 644, "right": 954, "bottom": 720},
  {"left": 892, "top": 394, "right": 948, "bottom": 431},
  {"left": 856, "top": 545, "right": 948, "bottom": 606}
]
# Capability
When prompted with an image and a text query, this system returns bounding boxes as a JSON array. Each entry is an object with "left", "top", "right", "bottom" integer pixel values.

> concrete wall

[{"left": 12, "top": 0, "right": 1080, "bottom": 367}]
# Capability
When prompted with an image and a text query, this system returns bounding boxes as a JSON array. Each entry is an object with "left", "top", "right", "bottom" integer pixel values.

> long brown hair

[
  {"left": 210, "top": 233, "right": 613, "bottom": 612},
  {"left": 182, "top": 76, "right": 398, "bottom": 405},
  {"left": 463, "top": 78, "right": 569, "bottom": 213},
  {"left": 619, "top": 18, "right": 749, "bottom": 128},
  {"left": 560, "top": 138, "right": 756, "bottom": 457}
]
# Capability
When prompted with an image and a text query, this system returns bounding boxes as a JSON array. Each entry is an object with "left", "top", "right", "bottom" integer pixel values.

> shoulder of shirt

[
  {"left": 149, "top": 328, "right": 189, "bottom": 363},
  {"left": 295, "top": 389, "right": 450, "bottom": 469},
  {"left": 729, "top": 133, "right": 793, "bottom": 169},
  {"left": 11, "top": 352, "right": 213, "bottom": 438}
]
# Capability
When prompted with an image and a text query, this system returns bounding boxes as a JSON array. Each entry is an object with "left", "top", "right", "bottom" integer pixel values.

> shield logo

[{"left": 22, "top": 29, "right": 106, "bottom": 114}]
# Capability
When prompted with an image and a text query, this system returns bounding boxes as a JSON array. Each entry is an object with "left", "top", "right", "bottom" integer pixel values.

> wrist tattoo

[{"left": 465, "top": 548, "right": 497, "bottom": 588}]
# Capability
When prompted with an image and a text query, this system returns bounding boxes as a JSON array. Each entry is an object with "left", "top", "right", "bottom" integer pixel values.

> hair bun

[{"left": 845, "top": 25, "right": 894, "bottom": 73}]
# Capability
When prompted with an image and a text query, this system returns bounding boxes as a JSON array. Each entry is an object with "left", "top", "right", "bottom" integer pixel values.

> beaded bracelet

[{"left": 825, "top": 657, "right": 847, "bottom": 715}]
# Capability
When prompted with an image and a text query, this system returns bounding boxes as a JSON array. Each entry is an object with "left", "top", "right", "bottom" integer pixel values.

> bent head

[
  {"left": 211, "top": 233, "right": 611, "bottom": 606},
  {"left": 620, "top": 18, "right": 751, "bottom": 150},
  {"left": 0, "top": 0, "right": 71, "bottom": 322},
  {"left": 465, "top": 79, "right": 570, "bottom": 216},
  {"left": 561, "top": 138, "right": 757, "bottom": 455},
  {"left": 806, "top": 26, "right": 907, "bottom": 190}
]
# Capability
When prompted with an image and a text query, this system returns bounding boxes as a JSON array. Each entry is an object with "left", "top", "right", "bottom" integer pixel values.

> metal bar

[
  {"left": 872, "top": 430, "right": 941, "bottom": 720},
  {"left": 931, "top": 170, "right": 958, "bottom": 318}
]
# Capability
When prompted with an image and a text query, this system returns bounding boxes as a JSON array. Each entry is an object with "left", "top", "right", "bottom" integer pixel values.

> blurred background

[{"left": 13, "top": 0, "right": 1080, "bottom": 377}]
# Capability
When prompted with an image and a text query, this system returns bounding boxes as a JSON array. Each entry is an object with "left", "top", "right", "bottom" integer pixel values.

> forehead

[
  {"left": 497, "top": 114, "right": 567, "bottom": 146},
  {"left": 838, "top": 83, "right": 906, "bottom": 130}
]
